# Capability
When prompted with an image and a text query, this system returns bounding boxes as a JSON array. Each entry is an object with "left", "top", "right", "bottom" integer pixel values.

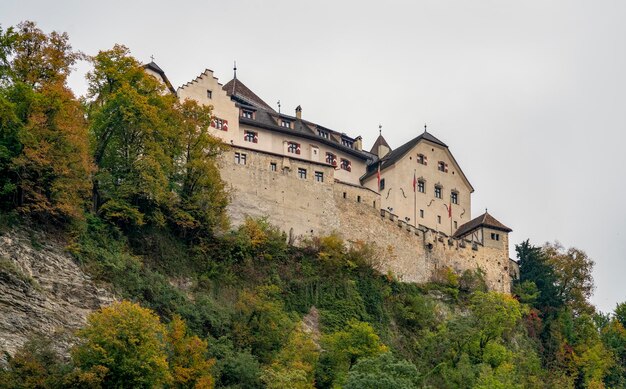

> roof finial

[
  {"left": 378, "top": 124, "right": 382, "bottom": 135},
  {"left": 424, "top": 123, "right": 427, "bottom": 133},
  {"left": 277, "top": 100, "right": 281, "bottom": 114},
  {"left": 233, "top": 61, "right": 237, "bottom": 79},
  {"left": 150, "top": 55, "right": 155, "bottom": 62},
  {"left": 485, "top": 208, "right": 488, "bottom": 214}
]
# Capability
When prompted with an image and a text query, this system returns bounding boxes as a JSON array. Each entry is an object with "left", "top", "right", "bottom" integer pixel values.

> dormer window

[
  {"left": 244, "top": 130, "right": 258, "bottom": 143},
  {"left": 341, "top": 138, "right": 354, "bottom": 148},
  {"left": 340, "top": 158, "right": 352, "bottom": 172},
  {"left": 241, "top": 109, "right": 254, "bottom": 119},
  {"left": 207, "top": 90, "right": 212, "bottom": 99},
  {"left": 287, "top": 141, "right": 301, "bottom": 155},
  {"left": 318, "top": 129, "right": 329, "bottom": 139},
  {"left": 281, "top": 119, "right": 292, "bottom": 128},
  {"left": 417, "top": 154, "right": 427, "bottom": 165},
  {"left": 438, "top": 161, "right": 448, "bottom": 172},
  {"left": 326, "top": 152, "right": 337, "bottom": 166}
]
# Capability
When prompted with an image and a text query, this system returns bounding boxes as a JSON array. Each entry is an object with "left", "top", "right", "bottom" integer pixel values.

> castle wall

[{"left": 221, "top": 146, "right": 513, "bottom": 293}]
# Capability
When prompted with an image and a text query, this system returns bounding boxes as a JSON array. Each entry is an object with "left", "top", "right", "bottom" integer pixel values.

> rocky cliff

[{"left": 0, "top": 228, "right": 113, "bottom": 356}]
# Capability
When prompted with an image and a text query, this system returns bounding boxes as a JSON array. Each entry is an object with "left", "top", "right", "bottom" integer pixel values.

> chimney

[
  {"left": 295, "top": 105, "right": 302, "bottom": 119},
  {"left": 354, "top": 136, "right": 363, "bottom": 151}
]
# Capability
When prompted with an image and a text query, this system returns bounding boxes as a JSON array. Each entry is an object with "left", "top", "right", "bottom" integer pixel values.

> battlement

[{"left": 221, "top": 146, "right": 515, "bottom": 293}]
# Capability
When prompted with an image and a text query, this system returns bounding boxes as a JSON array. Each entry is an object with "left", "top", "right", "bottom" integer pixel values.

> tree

[
  {"left": 87, "top": 44, "right": 179, "bottom": 226},
  {"left": 516, "top": 240, "right": 562, "bottom": 314},
  {"left": 173, "top": 99, "right": 228, "bottom": 237},
  {"left": 344, "top": 353, "right": 420, "bottom": 389},
  {"left": 543, "top": 242, "right": 595, "bottom": 315},
  {"left": 0, "top": 21, "right": 91, "bottom": 220},
  {"left": 166, "top": 315, "right": 215, "bottom": 388},
  {"left": 72, "top": 301, "right": 170, "bottom": 388},
  {"left": 261, "top": 326, "right": 319, "bottom": 389},
  {"left": 317, "top": 319, "right": 388, "bottom": 388}
]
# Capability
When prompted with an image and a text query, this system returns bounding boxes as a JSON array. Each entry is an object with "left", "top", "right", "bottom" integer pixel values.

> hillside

[{"left": 0, "top": 21, "right": 625, "bottom": 388}]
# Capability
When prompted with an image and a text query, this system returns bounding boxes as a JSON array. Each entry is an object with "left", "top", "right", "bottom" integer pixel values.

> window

[
  {"left": 454, "top": 221, "right": 458, "bottom": 229},
  {"left": 326, "top": 152, "right": 337, "bottom": 166},
  {"left": 437, "top": 215, "right": 442, "bottom": 224},
  {"left": 417, "top": 180, "right": 425, "bottom": 193},
  {"left": 315, "top": 171, "right": 324, "bottom": 182},
  {"left": 207, "top": 90, "right": 212, "bottom": 99},
  {"left": 241, "top": 109, "right": 254, "bottom": 119},
  {"left": 340, "top": 158, "right": 352, "bottom": 172},
  {"left": 234, "top": 152, "right": 246, "bottom": 165},
  {"left": 451, "top": 191, "right": 458, "bottom": 204},
  {"left": 420, "top": 209, "right": 424, "bottom": 218},
  {"left": 341, "top": 138, "right": 354, "bottom": 148},
  {"left": 438, "top": 161, "right": 448, "bottom": 172},
  {"left": 211, "top": 117, "right": 228, "bottom": 131},
  {"left": 287, "top": 142, "right": 301, "bottom": 154},
  {"left": 357, "top": 195, "right": 361, "bottom": 203},
  {"left": 417, "top": 154, "right": 427, "bottom": 165},
  {"left": 318, "top": 129, "right": 329, "bottom": 139},
  {"left": 491, "top": 233, "right": 500, "bottom": 241},
  {"left": 343, "top": 192, "right": 347, "bottom": 199},
  {"left": 270, "top": 162, "right": 277, "bottom": 171},
  {"left": 244, "top": 130, "right": 258, "bottom": 143},
  {"left": 298, "top": 168, "right": 307, "bottom": 179},
  {"left": 435, "top": 186, "right": 442, "bottom": 199},
  {"left": 380, "top": 178, "right": 385, "bottom": 190},
  {"left": 281, "top": 119, "right": 292, "bottom": 128}
]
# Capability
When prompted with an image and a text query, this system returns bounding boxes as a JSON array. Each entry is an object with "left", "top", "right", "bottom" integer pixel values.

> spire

[
  {"left": 277, "top": 100, "right": 281, "bottom": 114},
  {"left": 150, "top": 54, "right": 155, "bottom": 62},
  {"left": 231, "top": 61, "right": 237, "bottom": 95},
  {"left": 379, "top": 124, "right": 382, "bottom": 135},
  {"left": 424, "top": 123, "right": 427, "bottom": 133}
]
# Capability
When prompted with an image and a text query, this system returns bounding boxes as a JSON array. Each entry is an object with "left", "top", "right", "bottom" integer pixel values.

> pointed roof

[
  {"left": 143, "top": 61, "right": 176, "bottom": 94},
  {"left": 222, "top": 78, "right": 275, "bottom": 112},
  {"left": 453, "top": 211, "right": 512, "bottom": 238},
  {"left": 360, "top": 131, "right": 474, "bottom": 191},
  {"left": 369, "top": 134, "right": 391, "bottom": 154}
]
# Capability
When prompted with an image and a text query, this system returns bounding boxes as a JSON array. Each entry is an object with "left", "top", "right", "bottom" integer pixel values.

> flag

[
  {"left": 377, "top": 163, "right": 381, "bottom": 190},
  {"left": 412, "top": 171, "right": 417, "bottom": 192},
  {"left": 448, "top": 202, "right": 452, "bottom": 218}
]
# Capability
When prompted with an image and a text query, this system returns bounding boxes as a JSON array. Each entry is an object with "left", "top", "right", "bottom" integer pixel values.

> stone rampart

[{"left": 221, "top": 147, "right": 513, "bottom": 293}]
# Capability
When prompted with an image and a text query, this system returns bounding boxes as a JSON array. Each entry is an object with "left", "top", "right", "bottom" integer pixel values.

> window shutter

[
  {"left": 296, "top": 144, "right": 301, "bottom": 155},
  {"left": 424, "top": 156, "right": 428, "bottom": 166},
  {"left": 223, "top": 120, "right": 228, "bottom": 131},
  {"left": 444, "top": 163, "right": 449, "bottom": 173},
  {"left": 210, "top": 118, "right": 216, "bottom": 128},
  {"left": 253, "top": 134, "right": 258, "bottom": 143}
]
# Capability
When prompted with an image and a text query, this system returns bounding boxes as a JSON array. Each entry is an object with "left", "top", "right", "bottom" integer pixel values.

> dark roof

[
  {"left": 453, "top": 211, "right": 512, "bottom": 238},
  {"left": 370, "top": 134, "right": 391, "bottom": 155},
  {"left": 222, "top": 78, "right": 275, "bottom": 112},
  {"left": 360, "top": 131, "right": 450, "bottom": 181},
  {"left": 143, "top": 61, "right": 176, "bottom": 94},
  {"left": 239, "top": 107, "right": 371, "bottom": 160}
]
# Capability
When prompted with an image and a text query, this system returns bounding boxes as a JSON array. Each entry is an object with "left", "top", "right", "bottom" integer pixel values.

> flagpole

[{"left": 413, "top": 169, "right": 417, "bottom": 228}]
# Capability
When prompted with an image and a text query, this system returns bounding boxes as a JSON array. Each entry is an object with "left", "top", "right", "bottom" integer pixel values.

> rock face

[{"left": 0, "top": 228, "right": 114, "bottom": 356}]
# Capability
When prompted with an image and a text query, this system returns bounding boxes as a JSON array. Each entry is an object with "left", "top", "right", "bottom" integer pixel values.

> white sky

[{"left": 2, "top": 0, "right": 625, "bottom": 313}]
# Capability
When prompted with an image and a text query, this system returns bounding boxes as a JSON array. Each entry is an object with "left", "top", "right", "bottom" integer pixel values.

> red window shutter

[
  {"left": 445, "top": 163, "right": 449, "bottom": 173},
  {"left": 424, "top": 156, "right": 428, "bottom": 166},
  {"left": 223, "top": 120, "right": 228, "bottom": 131},
  {"left": 210, "top": 119, "right": 216, "bottom": 128}
]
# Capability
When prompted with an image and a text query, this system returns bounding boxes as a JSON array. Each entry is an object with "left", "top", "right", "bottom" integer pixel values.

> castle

[{"left": 145, "top": 61, "right": 518, "bottom": 293}]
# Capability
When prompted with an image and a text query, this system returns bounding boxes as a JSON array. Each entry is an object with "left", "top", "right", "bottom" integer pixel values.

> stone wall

[{"left": 222, "top": 146, "right": 514, "bottom": 293}]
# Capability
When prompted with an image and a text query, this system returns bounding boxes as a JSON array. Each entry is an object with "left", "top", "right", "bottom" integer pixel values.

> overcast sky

[{"left": 2, "top": 0, "right": 625, "bottom": 313}]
